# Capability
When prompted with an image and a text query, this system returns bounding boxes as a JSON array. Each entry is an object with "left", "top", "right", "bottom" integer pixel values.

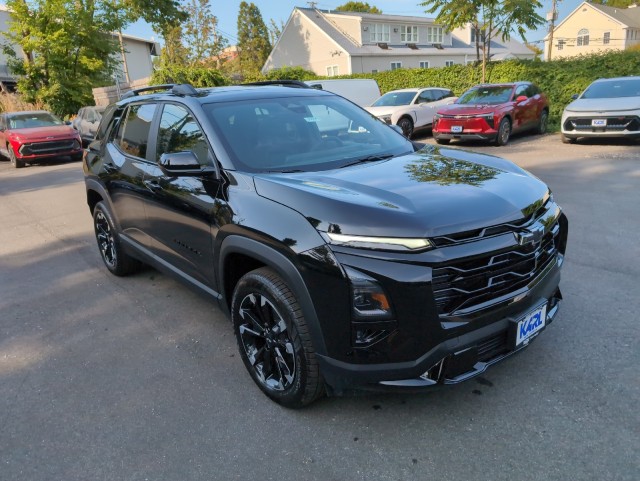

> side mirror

[
  {"left": 571, "top": 94, "right": 579, "bottom": 100},
  {"left": 515, "top": 95, "right": 528, "bottom": 103},
  {"left": 159, "top": 151, "right": 213, "bottom": 177}
]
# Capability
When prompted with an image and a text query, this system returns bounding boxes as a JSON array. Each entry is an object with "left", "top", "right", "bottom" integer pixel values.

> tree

[
  {"left": 335, "top": 2, "right": 382, "bottom": 13},
  {"left": 237, "top": 2, "right": 272, "bottom": 77},
  {"left": 3, "top": 0, "right": 187, "bottom": 116},
  {"left": 420, "top": 0, "right": 544, "bottom": 81},
  {"left": 590, "top": 0, "right": 636, "bottom": 6},
  {"left": 183, "top": 0, "right": 227, "bottom": 66},
  {"left": 159, "top": 24, "right": 189, "bottom": 69},
  {"left": 268, "top": 18, "right": 285, "bottom": 46}
]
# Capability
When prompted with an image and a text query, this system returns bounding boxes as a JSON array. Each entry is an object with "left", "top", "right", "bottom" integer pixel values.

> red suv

[
  {"left": 432, "top": 82, "right": 549, "bottom": 146},
  {"left": 0, "top": 110, "right": 83, "bottom": 168}
]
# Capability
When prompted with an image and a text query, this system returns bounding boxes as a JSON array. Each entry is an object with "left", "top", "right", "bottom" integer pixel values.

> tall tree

[
  {"left": 3, "top": 0, "right": 186, "bottom": 115},
  {"left": 335, "top": 1, "right": 382, "bottom": 13},
  {"left": 237, "top": 1, "right": 272, "bottom": 77},
  {"left": 420, "top": 0, "right": 544, "bottom": 81},
  {"left": 268, "top": 18, "right": 285, "bottom": 46},
  {"left": 183, "top": 0, "right": 227, "bottom": 66},
  {"left": 159, "top": 24, "right": 189, "bottom": 68}
]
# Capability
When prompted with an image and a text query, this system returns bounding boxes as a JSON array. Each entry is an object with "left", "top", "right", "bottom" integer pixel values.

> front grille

[
  {"left": 19, "top": 140, "right": 77, "bottom": 155},
  {"left": 564, "top": 116, "right": 640, "bottom": 132},
  {"left": 432, "top": 221, "right": 561, "bottom": 315}
]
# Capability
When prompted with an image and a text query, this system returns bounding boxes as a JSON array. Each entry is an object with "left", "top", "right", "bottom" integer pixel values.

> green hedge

[{"left": 151, "top": 51, "right": 640, "bottom": 129}]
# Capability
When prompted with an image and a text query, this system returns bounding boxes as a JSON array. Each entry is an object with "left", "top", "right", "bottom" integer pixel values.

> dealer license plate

[
  {"left": 514, "top": 304, "right": 547, "bottom": 347},
  {"left": 451, "top": 125, "right": 463, "bottom": 133},
  {"left": 591, "top": 119, "right": 606, "bottom": 127}
]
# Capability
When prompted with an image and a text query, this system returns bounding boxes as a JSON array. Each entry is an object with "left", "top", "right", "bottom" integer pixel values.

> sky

[{"left": 125, "top": 0, "right": 586, "bottom": 48}]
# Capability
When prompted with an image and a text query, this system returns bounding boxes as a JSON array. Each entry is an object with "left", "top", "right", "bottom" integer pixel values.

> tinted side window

[
  {"left": 156, "top": 104, "right": 210, "bottom": 166},
  {"left": 115, "top": 103, "right": 156, "bottom": 159},
  {"left": 417, "top": 90, "right": 435, "bottom": 103},
  {"left": 515, "top": 85, "right": 529, "bottom": 98},
  {"left": 97, "top": 104, "right": 118, "bottom": 141},
  {"left": 527, "top": 84, "right": 540, "bottom": 96}
]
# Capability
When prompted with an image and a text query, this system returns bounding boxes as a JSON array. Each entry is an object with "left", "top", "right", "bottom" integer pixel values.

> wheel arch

[{"left": 219, "top": 235, "right": 328, "bottom": 356}]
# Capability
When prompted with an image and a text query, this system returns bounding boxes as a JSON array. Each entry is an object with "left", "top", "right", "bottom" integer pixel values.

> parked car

[
  {"left": 432, "top": 82, "right": 549, "bottom": 146},
  {"left": 304, "top": 79, "right": 381, "bottom": 108},
  {"left": 366, "top": 87, "right": 456, "bottom": 137},
  {"left": 84, "top": 83, "right": 567, "bottom": 408},
  {"left": 560, "top": 76, "right": 640, "bottom": 144},
  {"left": 73, "top": 106, "right": 106, "bottom": 146},
  {"left": 0, "top": 110, "right": 83, "bottom": 168}
]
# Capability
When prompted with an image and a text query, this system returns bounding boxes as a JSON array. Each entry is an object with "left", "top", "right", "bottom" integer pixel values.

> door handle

[{"left": 143, "top": 179, "right": 162, "bottom": 192}]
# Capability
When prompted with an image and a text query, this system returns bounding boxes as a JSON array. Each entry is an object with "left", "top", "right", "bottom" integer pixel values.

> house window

[
  {"left": 471, "top": 28, "right": 485, "bottom": 43},
  {"left": 445, "top": 60, "right": 454, "bottom": 67},
  {"left": 577, "top": 28, "right": 589, "bottom": 46},
  {"left": 372, "top": 69, "right": 378, "bottom": 74},
  {"left": 326, "top": 65, "right": 339, "bottom": 76},
  {"left": 370, "top": 24, "right": 390, "bottom": 43},
  {"left": 419, "top": 61, "right": 430, "bottom": 68},
  {"left": 400, "top": 25, "right": 418, "bottom": 43},
  {"left": 557, "top": 39, "right": 565, "bottom": 50},
  {"left": 603, "top": 32, "right": 610, "bottom": 45},
  {"left": 427, "top": 26, "right": 443, "bottom": 44},
  {"left": 390, "top": 62, "right": 402, "bottom": 70}
]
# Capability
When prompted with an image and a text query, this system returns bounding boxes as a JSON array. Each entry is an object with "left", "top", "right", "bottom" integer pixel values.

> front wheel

[
  {"left": 8, "top": 147, "right": 24, "bottom": 168},
  {"left": 495, "top": 118, "right": 511, "bottom": 146},
  {"left": 435, "top": 138, "right": 450, "bottom": 145},
  {"left": 232, "top": 267, "right": 325, "bottom": 408},
  {"left": 397, "top": 117, "right": 414, "bottom": 138}
]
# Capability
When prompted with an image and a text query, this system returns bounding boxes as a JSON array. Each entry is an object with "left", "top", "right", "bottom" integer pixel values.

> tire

[
  {"left": 560, "top": 133, "right": 576, "bottom": 144},
  {"left": 92, "top": 201, "right": 141, "bottom": 276},
  {"left": 8, "top": 146, "right": 24, "bottom": 169},
  {"left": 494, "top": 118, "right": 511, "bottom": 146},
  {"left": 397, "top": 117, "right": 414, "bottom": 138},
  {"left": 232, "top": 267, "right": 325, "bottom": 408},
  {"left": 435, "top": 138, "right": 450, "bottom": 145},
  {"left": 537, "top": 110, "right": 549, "bottom": 135},
  {"left": 72, "top": 152, "right": 83, "bottom": 162}
]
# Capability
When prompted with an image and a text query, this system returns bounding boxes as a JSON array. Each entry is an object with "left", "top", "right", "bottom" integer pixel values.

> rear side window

[
  {"left": 96, "top": 104, "right": 117, "bottom": 141},
  {"left": 115, "top": 103, "right": 157, "bottom": 159}
]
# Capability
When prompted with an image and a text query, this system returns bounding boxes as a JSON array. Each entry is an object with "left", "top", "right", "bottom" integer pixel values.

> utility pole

[{"left": 547, "top": 0, "right": 558, "bottom": 61}]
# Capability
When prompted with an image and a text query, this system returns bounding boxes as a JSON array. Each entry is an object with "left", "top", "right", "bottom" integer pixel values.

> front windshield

[
  {"left": 204, "top": 95, "right": 412, "bottom": 173},
  {"left": 8, "top": 112, "right": 63, "bottom": 129},
  {"left": 457, "top": 86, "right": 514, "bottom": 105},
  {"left": 371, "top": 91, "right": 417, "bottom": 107},
  {"left": 582, "top": 78, "right": 640, "bottom": 99}
]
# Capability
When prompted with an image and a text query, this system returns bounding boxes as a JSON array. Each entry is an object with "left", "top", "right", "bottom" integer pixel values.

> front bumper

[
  {"left": 16, "top": 139, "right": 83, "bottom": 159},
  {"left": 433, "top": 117, "right": 497, "bottom": 142},
  {"left": 562, "top": 113, "right": 640, "bottom": 139}
]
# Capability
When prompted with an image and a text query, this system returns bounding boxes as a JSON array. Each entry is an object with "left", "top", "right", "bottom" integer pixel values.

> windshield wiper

[{"left": 340, "top": 153, "right": 395, "bottom": 168}]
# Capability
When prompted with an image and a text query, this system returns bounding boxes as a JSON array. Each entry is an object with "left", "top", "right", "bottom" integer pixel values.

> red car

[
  {"left": 432, "top": 82, "right": 549, "bottom": 146},
  {"left": 0, "top": 110, "right": 83, "bottom": 168}
]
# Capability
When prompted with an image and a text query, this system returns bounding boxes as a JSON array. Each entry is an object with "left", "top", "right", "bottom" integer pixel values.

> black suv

[{"left": 83, "top": 83, "right": 568, "bottom": 408}]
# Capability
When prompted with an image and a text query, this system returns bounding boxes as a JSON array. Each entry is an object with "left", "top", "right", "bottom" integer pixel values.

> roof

[
  {"left": 316, "top": 8, "right": 436, "bottom": 24},
  {"left": 589, "top": 3, "right": 640, "bottom": 28}
]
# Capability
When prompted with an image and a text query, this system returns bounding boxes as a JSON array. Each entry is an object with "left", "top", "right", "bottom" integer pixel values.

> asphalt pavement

[{"left": 0, "top": 134, "right": 638, "bottom": 481}]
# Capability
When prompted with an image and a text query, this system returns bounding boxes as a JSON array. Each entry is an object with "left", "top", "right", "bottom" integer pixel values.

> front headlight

[
  {"left": 324, "top": 232, "right": 432, "bottom": 251},
  {"left": 378, "top": 114, "right": 392, "bottom": 124}
]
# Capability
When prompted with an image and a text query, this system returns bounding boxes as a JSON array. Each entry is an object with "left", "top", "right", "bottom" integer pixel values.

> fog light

[{"left": 345, "top": 266, "right": 393, "bottom": 321}]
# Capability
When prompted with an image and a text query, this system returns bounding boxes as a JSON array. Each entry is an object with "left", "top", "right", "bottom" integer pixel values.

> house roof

[
  {"left": 296, "top": 7, "right": 532, "bottom": 58},
  {"left": 589, "top": 3, "right": 640, "bottom": 28}
]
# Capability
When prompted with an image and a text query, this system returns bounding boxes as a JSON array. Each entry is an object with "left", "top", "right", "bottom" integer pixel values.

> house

[
  {"left": 0, "top": 5, "right": 160, "bottom": 85},
  {"left": 544, "top": 2, "right": 640, "bottom": 59},
  {"left": 262, "top": 7, "right": 535, "bottom": 76}
]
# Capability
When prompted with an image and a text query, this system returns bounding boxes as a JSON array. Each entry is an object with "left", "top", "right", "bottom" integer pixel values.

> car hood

[
  {"left": 9, "top": 125, "right": 78, "bottom": 140},
  {"left": 564, "top": 97, "right": 640, "bottom": 113},
  {"left": 365, "top": 106, "right": 406, "bottom": 117},
  {"left": 437, "top": 104, "right": 503, "bottom": 115},
  {"left": 253, "top": 146, "right": 548, "bottom": 238}
]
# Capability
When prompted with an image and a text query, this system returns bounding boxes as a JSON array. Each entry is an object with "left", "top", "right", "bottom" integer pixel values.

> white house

[{"left": 263, "top": 7, "right": 535, "bottom": 76}]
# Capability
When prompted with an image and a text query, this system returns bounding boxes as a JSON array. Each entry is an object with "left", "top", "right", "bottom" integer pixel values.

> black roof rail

[
  {"left": 242, "top": 80, "right": 311, "bottom": 89},
  {"left": 121, "top": 83, "right": 199, "bottom": 99}
]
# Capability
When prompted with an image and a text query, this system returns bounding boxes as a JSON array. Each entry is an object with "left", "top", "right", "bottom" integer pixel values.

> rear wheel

[
  {"left": 397, "top": 117, "right": 414, "bottom": 138},
  {"left": 495, "top": 118, "right": 511, "bottom": 146},
  {"left": 536, "top": 110, "right": 549, "bottom": 134},
  {"left": 8, "top": 146, "right": 24, "bottom": 168},
  {"left": 93, "top": 201, "right": 141, "bottom": 276},
  {"left": 232, "top": 267, "right": 325, "bottom": 408}
]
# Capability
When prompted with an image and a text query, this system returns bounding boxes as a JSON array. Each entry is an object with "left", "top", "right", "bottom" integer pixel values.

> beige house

[
  {"left": 544, "top": 2, "right": 640, "bottom": 60},
  {"left": 0, "top": 5, "right": 159, "bottom": 84},
  {"left": 263, "top": 7, "right": 535, "bottom": 75}
]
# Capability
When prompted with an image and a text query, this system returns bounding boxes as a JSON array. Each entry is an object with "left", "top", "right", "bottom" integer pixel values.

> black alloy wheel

[
  {"left": 397, "top": 117, "right": 414, "bottom": 138},
  {"left": 537, "top": 110, "right": 549, "bottom": 135},
  {"left": 232, "top": 267, "right": 324, "bottom": 408},
  {"left": 495, "top": 118, "right": 511, "bottom": 146},
  {"left": 92, "top": 201, "right": 141, "bottom": 276}
]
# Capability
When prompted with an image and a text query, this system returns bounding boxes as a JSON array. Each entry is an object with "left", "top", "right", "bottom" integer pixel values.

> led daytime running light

[{"left": 327, "top": 232, "right": 431, "bottom": 250}]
